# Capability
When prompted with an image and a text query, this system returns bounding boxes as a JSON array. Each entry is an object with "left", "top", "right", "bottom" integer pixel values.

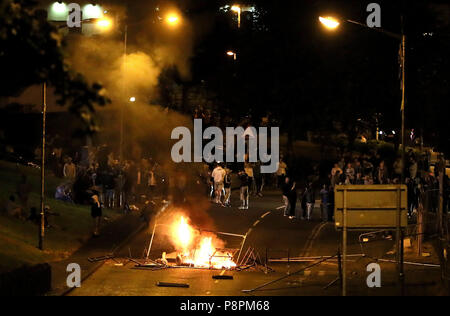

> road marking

[
  {"left": 246, "top": 228, "right": 253, "bottom": 235},
  {"left": 301, "top": 222, "right": 330, "bottom": 257},
  {"left": 261, "top": 211, "right": 271, "bottom": 219},
  {"left": 253, "top": 220, "right": 260, "bottom": 227},
  {"left": 220, "top": 270, "right": 226, "bottom": 276}
]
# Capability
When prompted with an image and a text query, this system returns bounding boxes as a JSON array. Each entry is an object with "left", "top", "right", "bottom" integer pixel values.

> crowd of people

[
  {"left": 2, "top": 136, "right": 449, "bottom": 237},
  {"left": 50, "top": 146, "right": 170, "bottom": 209},
  {"left": 206, "top": 161, "right": 266, "bottom": 210}
]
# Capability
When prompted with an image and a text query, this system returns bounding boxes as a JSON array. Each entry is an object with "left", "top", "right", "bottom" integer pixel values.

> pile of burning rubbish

[{"left": 155, "top": 215, "right": 238, "bottom": 270}]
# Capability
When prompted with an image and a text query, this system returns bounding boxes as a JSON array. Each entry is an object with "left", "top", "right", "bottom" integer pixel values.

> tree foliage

[{"left": 0, "top": 0, "right": 109, "bottom": 132}]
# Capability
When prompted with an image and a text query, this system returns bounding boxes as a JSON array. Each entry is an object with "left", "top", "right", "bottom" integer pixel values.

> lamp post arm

[{"left": 346, "top": 19, "right": 402, "bottom": 40}]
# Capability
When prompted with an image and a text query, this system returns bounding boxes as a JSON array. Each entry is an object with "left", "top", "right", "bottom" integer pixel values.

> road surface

[{"left": 69, "top": 190, "right": 444, "bottom": 296}]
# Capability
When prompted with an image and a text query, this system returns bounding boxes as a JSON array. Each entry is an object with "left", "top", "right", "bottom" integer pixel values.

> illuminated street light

[
  {"left": 129, "top": 97, "right": 136, "bottom": 103},
  {"left": 82, "top": 4, "right": 104, "bottom": 20},
  {"left": 96, "top": 18, "right": 113, "bottom": 31},
  {"left": 48, "top": 2, "right": 68, "bottom": 21},
  {"left": 52, "top": 1, "right": 67, "bottom": 13},
  {"left": 231, "top": 5, "right": 241, "bottom": 28},
  {"left": 166, "top": 13, "right": 181, "bottom": 27},
  {"left": 227, "top": 51, "right": 237, "bottom": 60},
  {"left": 319, "top": 16, "right": 340, "bottom": 30}
]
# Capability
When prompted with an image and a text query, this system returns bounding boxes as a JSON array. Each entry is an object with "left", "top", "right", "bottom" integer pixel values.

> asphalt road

[{"left": 69, "top": 190, "right": 444, "bottom": 296}]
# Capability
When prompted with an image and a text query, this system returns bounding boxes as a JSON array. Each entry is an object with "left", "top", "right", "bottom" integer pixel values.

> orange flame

[{"left": 170, "top": 216, "right": 236, "bottom": 269}]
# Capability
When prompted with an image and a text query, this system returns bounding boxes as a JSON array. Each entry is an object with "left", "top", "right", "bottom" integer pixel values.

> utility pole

[
  {"left": 39, "top": 82, "right": 47, "bottom": 250},
  {"left": 119, "top": 25, "right": 128, "bottom": 163},
  {"left": 438, "top": 155, "right": 445, "bottom": 236}
]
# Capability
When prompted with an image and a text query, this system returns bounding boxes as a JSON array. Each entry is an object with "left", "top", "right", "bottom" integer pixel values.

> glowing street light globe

[
  {"left": 96, "top": 18, "right": 112, "bottom": 31},
  {"left": 231, "top": 5, "right": 241, "bottom": 13},
  {"left": 319, "top": 16, "right": 340, "bottom": 30},
  {"left": 82, "top": 4, "right": 104, "bottom": 20},
  {"left": 48, "top": 2, "right": 68, "bottom": 21},
  {"left": 52, "top": 2, "right": 67, "bottom": 13},
  {"left": 166, "top": 13, "right": 180, "bottom": 26}
]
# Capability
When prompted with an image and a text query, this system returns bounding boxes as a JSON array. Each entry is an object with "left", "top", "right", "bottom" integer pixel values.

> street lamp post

[
  {"left": 319, "top": 15, "right": 407, "bottom": 295},
  {"left": 120, "top": 24, "right": 127, "bottom": 163},
  {"left": 227, "top": 51, "right": 237, "bottom": 60},
  {"left": 39, "top": 82, "right": 47, "bottom": 250},
  {"left": 231, "top": 5, "right": 241, "bottom": 28}
]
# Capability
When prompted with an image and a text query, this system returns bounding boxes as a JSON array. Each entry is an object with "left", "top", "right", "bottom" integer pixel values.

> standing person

[
  {"left": 281, "top": 177, "right": 291, "bottom": 217},
  {"left": 103, "top": 168, "right": 116, "bottom": 209},
  {"left": 212, "top": 163, "right": 227, "bottom": 204},
  {"left": 328, "top": 185, "right": 335, "bottom": 222},
  {"left": 376, "top": 161, "right": 389, "bottom": 184},
  {"left": 244, "top": 162, "right": 255, "bottom": 195},
  {"left": 276, "top": 158, "right": 287, "bottom": 188},
  {"left": 345, "top": 163, "right": 355, "bottom": 184},
  {"left": 304, "top": 183, "right": 315, "bottom": 221},
  {"left": 254, "top": 161, "right": 264, "bottom": 197},
  {"left": 320, "top": 185, "right": 329, "bottom": 222},
  {"left": 91, "top": 194, "right": 102, "bottom": 237},
  {"left": 238, "top": 170, "right": 250, "bottom": 210},
  {"left": 331, "top": 164, "right": 343, "bottom": 187},
  {"left": 409, "top": 157, "right": 418, "bottom": 180},
  {"left": 147, "top": 162, "right": 158, "bottom": 197},
  {"left": 223, "top": 167, "right": 232, "bottom": 207},
  {"left": 393, "top": 157, "right": 403, "bottom": 181},
  {"left": 63, "top": 157, "right": 76, "bottom": 184},
  {"left": 282, "top": 177, "right": 297, "bottom": 219}
]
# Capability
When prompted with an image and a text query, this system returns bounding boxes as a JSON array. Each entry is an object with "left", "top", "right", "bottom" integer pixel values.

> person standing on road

[
  {"left": 283, "top": 177, "right": 297, "bottom": 219},
  {"left": 223, "top": 167, "right": 232, "bottom": 207},
  {"left": 91, "top": 194, "right": 102, "bottom": 237},
  {"left": 281, "top": 177, "right": 291, "bottom": 217},
  {"left": 276, "top": 158, "right": 287, "bottom": 188},
  {"left": 239, "top": 170, "right": 250, "bottom": 210},
  {"left": 254, "top": 161, "right": 264, "bottom": 197},
  {"left": 212, "top": 164, "right": 227, "bottom": 205},
  {"left": 320, "top": 185, "right": 329, "bottom": 222},
  {"left": 304, "top": 183, "right": 315, "bottom": 221},
  {"left": 328, "top": 185, "right": 335, "bottom": 222},
  {"left": 244, "top": 162, "right": 255, "bottom": 195}
]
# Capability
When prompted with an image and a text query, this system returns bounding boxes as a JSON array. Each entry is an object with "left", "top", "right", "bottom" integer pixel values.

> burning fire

[{"left": 170, "top": 216, "right": 237, "bottom": 270}]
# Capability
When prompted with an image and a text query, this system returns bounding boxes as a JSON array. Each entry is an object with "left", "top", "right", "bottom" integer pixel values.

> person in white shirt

[{"left": 212, "top": 164, "right": 227, "bottom": 204}]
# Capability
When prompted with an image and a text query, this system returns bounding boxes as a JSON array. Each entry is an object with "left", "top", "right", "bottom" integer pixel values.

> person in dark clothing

[
  {"left": 282, "top": 177, "right": 297, "bottom": 219},
  {"left": 320, "top": 185, "right": 329, "bottom": 222},
  {"left": 28, "top": 207, "right": 40, "bottom": 225},
  {"left": 91, "top": 195, "right": 102, "bottom": 237},
  {"left": 328, "top": 186, "right": 335, "bottom": 222},
  {"left": 254, "top": 161, "right": 264, "bottom": 197},
  {"left": 303, "top": 183, "right": 315, "bottom": 220}
]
